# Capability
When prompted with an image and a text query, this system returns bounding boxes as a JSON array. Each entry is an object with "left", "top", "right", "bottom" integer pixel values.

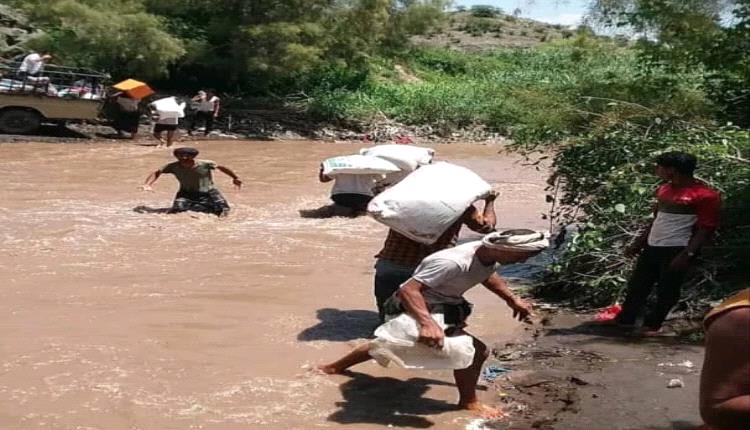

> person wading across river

[
  {"left": 318, "top": 230, "right": 548, "bottom": 418},
  {"left": 373, "top": 192, "right": 497, "bottom": 322},
  {"left": 140, "top": 147, "right": 241, "bottom": 217},
  {"left": 615, "top": 151, "right": 721, "bottom": 336}
]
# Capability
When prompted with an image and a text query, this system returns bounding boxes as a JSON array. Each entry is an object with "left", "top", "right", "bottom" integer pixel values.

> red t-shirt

[{"left": 647, "top": 180, "right": 720, "bottom": 247}]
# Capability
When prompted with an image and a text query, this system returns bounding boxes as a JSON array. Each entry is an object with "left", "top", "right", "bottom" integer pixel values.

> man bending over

[{"left": 318, "top": 229, "right": 548, "bottom": 417}]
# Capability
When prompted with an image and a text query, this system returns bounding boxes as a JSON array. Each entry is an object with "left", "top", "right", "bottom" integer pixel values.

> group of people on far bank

[{"left": 113, "top": 89, "right": 221, "bottom": 147}]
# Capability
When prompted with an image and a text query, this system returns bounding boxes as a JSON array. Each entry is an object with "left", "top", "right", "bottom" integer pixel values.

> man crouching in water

[
  {"left": 318, "top": 229, "right": 548, "bottom": 417},
  {"left": 141, "top": 147, "right": 242, "bottom": 217}
]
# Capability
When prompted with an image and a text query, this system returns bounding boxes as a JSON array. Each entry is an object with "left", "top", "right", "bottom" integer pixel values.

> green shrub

[
  {"left": 535, "top": 125, "right": 750, "bottom": 307},
  {"left": 470, "top": 5, "right": 501, "bottom": 18}
]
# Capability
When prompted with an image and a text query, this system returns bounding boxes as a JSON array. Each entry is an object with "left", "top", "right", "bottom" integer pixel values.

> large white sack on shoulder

[
  {"left": 369, "top": 313, "right": 475, "bottom": 370},
  {"left": 151, "top": 97, "right": 182, "bottom": 119},
  {"left": 322, "top": 154, "right": 401, "bottom": 176},
  {"left": 367, "top": 162, "right": 492, "bottom": 244},
  {"left": 360, "top": 144, "right": 435, "bottom": 171}
]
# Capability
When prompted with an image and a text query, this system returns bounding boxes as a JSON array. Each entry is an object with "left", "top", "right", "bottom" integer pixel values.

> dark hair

[
  {"left": 173, "top": 147, "right": 199, "bottom": 157},
  {"left": 655, "top": 151, "right": 697, "bottom": 176}
]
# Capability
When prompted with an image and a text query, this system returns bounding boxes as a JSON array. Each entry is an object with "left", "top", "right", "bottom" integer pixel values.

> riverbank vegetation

[{"left": 5, "top": 0, "right": 748, "bottom": 309}]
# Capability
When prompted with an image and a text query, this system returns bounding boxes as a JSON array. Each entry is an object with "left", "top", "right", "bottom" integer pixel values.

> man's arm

[
  {"left": 213, "top": 98, "right": 221, "bottom": 117},
  {"left": 700, "top": 307, "right": 750, "bottom": 429},
  {"left": 217, "top": 165, "right": 242, "bottom": 189},
  {"left": 625, "top": 203, "right": 658, "bottom": 257},
  {"left": 319, "top": 164, "right": 333, "bottom": 183},
  {"left": 398, "top": 279, "right": 446, "bottom": 348},
  {"left": 140, "top": 170, "right": 162, "bottom": 191},
  {"left": 482, "top": 273, "right": 533, "bottom": 321},
  {"left": 670, "top": 227, "right": 715, "bottom": 271},
  {"left": 463, "top": 192, "right": 498, "bottom": 234}
]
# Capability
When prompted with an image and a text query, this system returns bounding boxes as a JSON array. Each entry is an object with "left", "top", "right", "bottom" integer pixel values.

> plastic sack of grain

[
  {"left": 360, "top": 144, "right": 435, "bottom": 172},
  {"left": 150, "top": 96, "right": 185, "bottom": 119},
  {"left": 322, "top": 154, "right": 401, "bottom": 176},
  {"left": 367, "top": 162, "right": 492, "bottom": 244},
  {"left": 369, "top": 313, "right": 475, "bottom": 370}
]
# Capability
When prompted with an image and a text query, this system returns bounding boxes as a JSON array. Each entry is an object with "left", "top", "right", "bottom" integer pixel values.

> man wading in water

[
  {"left": 140, "top": 147, "right": 242, "bottom": 217},
  {"left": 318, "top": 230, "right": 547, "bottom": 418}
]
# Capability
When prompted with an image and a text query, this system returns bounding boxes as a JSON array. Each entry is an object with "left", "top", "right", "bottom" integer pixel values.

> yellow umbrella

[{"left": 113, "top": 79, "right": 154, "bottom": 100}]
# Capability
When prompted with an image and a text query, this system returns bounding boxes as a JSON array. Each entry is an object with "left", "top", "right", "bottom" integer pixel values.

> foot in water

[
  {"left": 459, "top": 401, "right": 505, "bottom": 419},
  {"left": 315, "top": 364, "right": 341, "bottom": 375}
]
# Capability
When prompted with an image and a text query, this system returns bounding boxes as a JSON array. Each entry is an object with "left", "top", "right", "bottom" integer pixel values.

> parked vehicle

[{"left": 0, "top": 61, "right": 109, "bottom": 134}]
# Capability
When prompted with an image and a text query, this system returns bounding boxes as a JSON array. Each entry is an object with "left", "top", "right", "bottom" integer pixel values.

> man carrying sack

[{"left": 317, "top": 229, "right": 548, "bottom": 418}]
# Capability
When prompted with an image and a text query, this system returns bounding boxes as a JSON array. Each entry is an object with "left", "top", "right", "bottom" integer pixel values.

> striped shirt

[{"left": 647, "top": 181, "right": 720, "bottom": 247}]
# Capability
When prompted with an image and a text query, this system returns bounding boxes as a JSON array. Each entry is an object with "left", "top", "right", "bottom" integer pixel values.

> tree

[
  {"left": 9, "top": 0, "right": 184, "bottom": 79},
  {"left": 589, "top": 0, "right": 749, "bottom": 125}
]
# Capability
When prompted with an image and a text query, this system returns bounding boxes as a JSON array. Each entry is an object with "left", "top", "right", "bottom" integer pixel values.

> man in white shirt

[
  {"left": 318, "top": 230, "right": 548, "bottom": 418},
  {"left": 316, "top": 164, "right": 381, "bottom": 216},
  {"left": 18, "top": 52, "right": 52, "bottom": 79},
  {"left": 188, "top": 89, "right": 220, "bottom": 136}
]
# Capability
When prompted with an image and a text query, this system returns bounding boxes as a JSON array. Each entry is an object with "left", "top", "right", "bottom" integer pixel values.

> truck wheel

[{"left": 0, "top": 108, "right": 42, "bottom": 134}]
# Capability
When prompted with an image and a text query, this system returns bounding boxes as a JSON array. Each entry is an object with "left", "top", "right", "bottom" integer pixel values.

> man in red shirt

[{"left": 617, "top": 151, "right": 721, "bottom": 335}]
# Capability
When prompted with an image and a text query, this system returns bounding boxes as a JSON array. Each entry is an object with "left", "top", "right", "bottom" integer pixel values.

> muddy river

[{"left": 0, "top": 140, "right": 549, "bottom": 430}]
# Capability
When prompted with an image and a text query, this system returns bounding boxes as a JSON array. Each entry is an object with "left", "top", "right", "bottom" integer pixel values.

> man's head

[
  {"left": 477, "top": 229, "right": 549, "bottom": 264},
  {"left": 173, "top": 147, "right": 199, "bottom": 165},
  {"left": 655, "top": 151, "right": 697, "bottom": 181}
]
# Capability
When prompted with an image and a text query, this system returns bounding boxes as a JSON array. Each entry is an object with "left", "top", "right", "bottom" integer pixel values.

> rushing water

[{"left": 0, "top": 140, "right": 549, "bottom": 430}]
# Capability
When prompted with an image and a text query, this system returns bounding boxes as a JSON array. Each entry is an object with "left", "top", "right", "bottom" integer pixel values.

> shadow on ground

[
  {"left": 0, "top": 124, "right": 90, "bottom": 140},
  {"left": 626, "top": 421, "right": 698, "bottom": 430},
  {"left": 327, "top": 371, "right": 457, "bottom": 428},
  {"left": 298, "top": 308, "right": 380, "bottom": 342},
  {"left": 543, "top": 322, "right": 699, "bottom": 348}
]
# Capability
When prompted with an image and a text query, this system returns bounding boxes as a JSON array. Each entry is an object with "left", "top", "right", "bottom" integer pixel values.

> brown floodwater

[{"left": 0, "top": 140, "right": 549, "bottom": 430}]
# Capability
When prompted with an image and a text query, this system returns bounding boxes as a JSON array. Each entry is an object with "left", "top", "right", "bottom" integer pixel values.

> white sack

[
  {"left": 369, "top": 313, "right": 475, "bottom": 370},
  {"left": 360, "top": 144, "right": 435, "bottom": 171},
  {"left": 322, "top": 154, "right": 401, "bottom": 176},
  {"left": 367, "top": 162, "right": 492, "bottom": 244},
  {"left": 150, "top": 96, "right": 185, "bottom": 119}
]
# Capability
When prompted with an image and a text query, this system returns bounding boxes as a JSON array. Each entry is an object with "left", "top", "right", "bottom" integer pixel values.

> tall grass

[{"left": 306, "top": 36, "right": 714, "bottom": 141}]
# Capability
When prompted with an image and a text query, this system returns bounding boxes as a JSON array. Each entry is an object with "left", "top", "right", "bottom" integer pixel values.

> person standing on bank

[
  {"left": 373, "top": 192, "right": 497, "bottom": 322},
  {"left": 140, "top": 147, "right": 241, "bottom": 217},
  {"left": 188, "top": 90, "right": 220, "bottom": 136},
  {"left": 615, "top": 151, "right": 721, "bottom": 336}
]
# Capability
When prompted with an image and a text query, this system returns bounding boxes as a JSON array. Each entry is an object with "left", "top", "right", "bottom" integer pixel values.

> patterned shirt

[{"left": 376, "top": 205, "right": 493, "bottom": 268}]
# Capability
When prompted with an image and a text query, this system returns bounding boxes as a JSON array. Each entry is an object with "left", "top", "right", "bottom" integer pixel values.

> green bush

[
  {"left": 470, "top": 5, "right": 501, "bottom": 18},
  {"left": 535, "top": 124, "right": 750, "bottom": 307}
]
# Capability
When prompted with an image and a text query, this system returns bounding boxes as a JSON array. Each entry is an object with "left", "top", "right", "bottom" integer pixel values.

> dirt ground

[{"left": 0, "top": 139, "right": 705, "bottom": 430}]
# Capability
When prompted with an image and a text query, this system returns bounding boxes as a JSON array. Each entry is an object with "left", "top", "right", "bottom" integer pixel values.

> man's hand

[
  {"left": 232, "top": 178, "right": 242, "bottom": 190},
  {"left": 417, "top": 319, "right": 445, "bottom": 349},
  {"left": 484, "top": 190, "right": 498, "bottom": 202},
  {"left": 139, "top": 185, "right": 153, "bottom": 192},
  {"left": 625, "top": 242, "right": 644, "bottom": 258},
  {"left": 507, "top": 297, "right": 533, "bottom": 322},
  {"left": 669, "top": 251, "right": 691, "bottom": 272}
]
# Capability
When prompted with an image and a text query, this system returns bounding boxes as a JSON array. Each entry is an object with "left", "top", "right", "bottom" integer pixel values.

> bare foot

[
  {"left": 460, "top": 401, "right": 505, "bottom": 419},
  {"left": 315, "top": 364, "right": 341, "bottom": 375}
]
